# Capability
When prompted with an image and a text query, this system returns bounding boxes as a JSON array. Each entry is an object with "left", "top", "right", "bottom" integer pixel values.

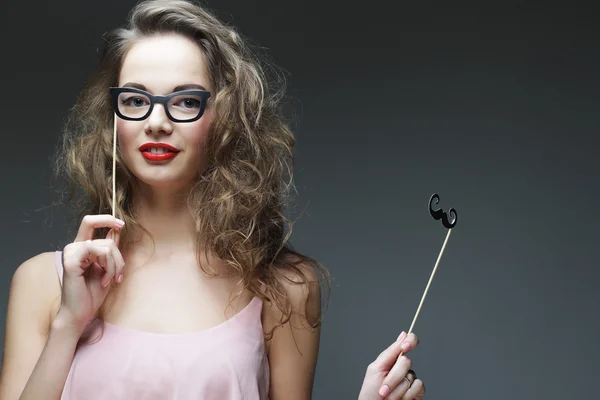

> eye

[
  {"left": 121, "top": 96, "right": 149, "bottom": 107},
  {"left": 180, "top": 98, "right": 201, "bottom": 109}
]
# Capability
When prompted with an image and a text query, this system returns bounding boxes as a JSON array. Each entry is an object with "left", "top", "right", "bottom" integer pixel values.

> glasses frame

[{"left": 109, "top": 87, "right": 211, "bottom": 123}]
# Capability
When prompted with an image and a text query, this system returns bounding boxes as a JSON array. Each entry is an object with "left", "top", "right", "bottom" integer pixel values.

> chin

[
  {"left": 131, "top": 168, "right": 199, "bottom": 194},
  {"left": 124, "top": 153, "right": 198, "bottom": 188}
]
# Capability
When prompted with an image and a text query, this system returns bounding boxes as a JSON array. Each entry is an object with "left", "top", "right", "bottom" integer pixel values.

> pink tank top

[{"left": 53, "top": 251, "right": 270, "bottom": 400}]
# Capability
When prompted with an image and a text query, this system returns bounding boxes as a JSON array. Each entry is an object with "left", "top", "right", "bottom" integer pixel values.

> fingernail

[
  {"left": 116, "top": 219, "right": 125, "bottom": 226},
  {"left": 397, "top": 331, "right": 407, "bottom": 342},
  {"left": 402, "top": 342, "right": 411, "bottom": 351},
  {"left": 379, "top": 385, "right": 390, "bottom": 397},
  {"left": 117, "top": 274, "right": 123, "bottom": 283}
]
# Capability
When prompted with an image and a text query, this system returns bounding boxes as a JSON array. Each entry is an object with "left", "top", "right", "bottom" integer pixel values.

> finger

[
  {"left": 96, "top": 246, "right": 108, "bottom": 282},
  {"left": 110, "top": 241, "right": 126, "bottom": 283},
  {"left": 63, "top": 240, "right": 108, "bottom": 273},
  {"left": 75, "top": 215, "right": 125, "bottom": 242},
  {"left": 372, "top": 340, "right": 406, "bottom": 373},
  {"left": 398, "top": 332, "right": 420, "bottom": 353},
  {"left": 89, "top": 262, "right": 105, "bottom": 280},
  {"left": 402, "top": 379, "right": 424, "bottom": 400},
  {"left": 88, "top": 262, "right": 109, "bottom": 299},
  {"left": 90, "top": 235, "right": 124, "bottom": 285},
  {"left": 103, "top": 231, "right": 125, "bottom": 283},
  {"left": 89, "top": 238, "right": 117, "bottom": 247},
  {"left": 105, "top": 228, "right": 119, "bottom": 243},
  {"left": 379, "top": 355, "right": 412, "bottom": 398},
  {"left": 99, "top": 243, "right": 117, "bottom": 288},
  {"left": 80, "top": 240, "right": 114, "bottom": 284},
  {"left": 386, "top": 373, "right": 414, "bottom": 400}
]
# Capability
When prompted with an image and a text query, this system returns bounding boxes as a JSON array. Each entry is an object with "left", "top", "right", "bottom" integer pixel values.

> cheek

[
  {"left": 183, "top": 118, "right": 212, "bottom": 173},
  {"left": 116, "top": 120, "right": 142, "bottom": 152},
  {"left": 185, "top": 114, "right": 212, "bottom": 147}
]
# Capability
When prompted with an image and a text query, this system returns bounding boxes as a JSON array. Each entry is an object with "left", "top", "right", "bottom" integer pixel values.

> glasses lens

[
  {"left": 117, "top": 92, "right": 151, "bottom": 119},
  {"left": 168, "top": 93, "right": 203, "bottom": 121}
]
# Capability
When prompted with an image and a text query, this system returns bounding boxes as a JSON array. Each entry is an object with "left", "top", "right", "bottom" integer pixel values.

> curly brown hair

[{"left": 53, "top": 0, "right": 330, "bottom": 342}]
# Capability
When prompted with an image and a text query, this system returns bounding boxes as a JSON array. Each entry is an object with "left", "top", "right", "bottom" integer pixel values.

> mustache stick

[{"left": 399, "top": 193, "right": 458, "bottom": 356}]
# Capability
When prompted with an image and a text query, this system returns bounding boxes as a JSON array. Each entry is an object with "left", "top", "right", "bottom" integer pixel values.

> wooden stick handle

[
  {"left": 112, "top": 114, "right": 120, "bottom": 244},
  {"left": 112, "top": 113, "right": 117, "bottom": 218},
  {"left": 399, "top": 228, "right": 452, "bottom": 355}
]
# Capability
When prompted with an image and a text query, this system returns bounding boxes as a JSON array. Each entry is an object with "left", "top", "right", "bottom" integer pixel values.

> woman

[{"left": 0, "top": 1, "right": 425, "bottom": 399}]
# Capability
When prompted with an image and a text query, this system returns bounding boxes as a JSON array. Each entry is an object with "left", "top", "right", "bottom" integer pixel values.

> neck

[{"left": 129, "top": 182, "right": 196, "bottom": 252}]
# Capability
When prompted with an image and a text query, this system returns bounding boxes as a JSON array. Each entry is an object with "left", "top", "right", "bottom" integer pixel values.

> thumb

[
  {"left": 106, "top": 228, "right": 120, "bottom": 247},
  {"left": 372, "top": 333, "right": 406, "bottom": 372}
]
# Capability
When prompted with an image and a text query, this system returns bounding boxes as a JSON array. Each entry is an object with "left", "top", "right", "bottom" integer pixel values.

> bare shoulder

[
  {"left": 10, "top": 251, "right": 62, "bottom": 322},
  {"left": 262, "top": 258, "right": 323, "bottom": 334},
  {"left": 12, "top": 251, "right": 58, "bottom": 279},
  {"left": 0, "top": 252, "right": 62, "bottom": 398},
  {"left": 12, "top": 251, "right": 60, "bottom": 290},
  {"left": 261, "top": 258, "right": 326, "bottom": 399}
]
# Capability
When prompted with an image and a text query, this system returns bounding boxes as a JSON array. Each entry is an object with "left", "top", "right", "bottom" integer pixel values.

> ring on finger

[{"left": 408, "top": 369, "right": 417, "bottom": 380}]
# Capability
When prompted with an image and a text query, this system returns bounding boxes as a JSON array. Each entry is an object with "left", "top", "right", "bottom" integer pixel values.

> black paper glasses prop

[
  {"left": 109, "top": 87, "right": 211, "bottom": 123},
  {"left": 399, "top": 193, "right": 458, "bottom": 357},
  {"left": 107, "top": 87, "right": 212, "bottom": 225}
]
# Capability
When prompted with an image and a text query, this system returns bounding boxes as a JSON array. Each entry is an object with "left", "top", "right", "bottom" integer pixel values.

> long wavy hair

[{"left": 54, "top": 0, "right": 330, "bottom": 342}]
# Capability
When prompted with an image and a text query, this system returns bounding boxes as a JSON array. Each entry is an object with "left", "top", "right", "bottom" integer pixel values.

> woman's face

[{"left": 116, "top": 33, "right": 213, "bottom": 192}]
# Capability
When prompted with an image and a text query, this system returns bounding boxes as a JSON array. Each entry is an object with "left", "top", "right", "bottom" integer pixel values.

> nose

[{"left": 144, "top": 103, "right": 173, "bottom": 135}]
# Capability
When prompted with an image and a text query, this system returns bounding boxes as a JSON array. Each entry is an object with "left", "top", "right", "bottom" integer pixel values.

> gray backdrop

[{"left": 1, "top": 1, "right": 598, "bottom": 399}]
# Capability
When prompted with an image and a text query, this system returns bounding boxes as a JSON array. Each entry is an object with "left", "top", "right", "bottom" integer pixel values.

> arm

[
  {"left": 0, "top": 252, "right": 79, "bottom": 400},
  {"left": 265, "top": 265, "right": 322, "bottom": 400}
]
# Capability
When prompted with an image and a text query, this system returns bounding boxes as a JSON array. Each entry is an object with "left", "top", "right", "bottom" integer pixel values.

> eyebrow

[{"left": 121, "top": 82, "right": 208, "bottom": 92}]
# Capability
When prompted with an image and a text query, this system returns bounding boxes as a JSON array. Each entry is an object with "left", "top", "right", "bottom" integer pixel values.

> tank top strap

[{"left": 54, "top": 250, "right": 64, "bottom": 286}]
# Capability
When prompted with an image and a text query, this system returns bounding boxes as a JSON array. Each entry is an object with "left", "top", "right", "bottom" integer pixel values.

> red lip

[
  {"left": 139, "top": 142, "right": 180, "bottom": 162},
  {"left": 139, "top": 142, "right": 180, "bottom": 152}
]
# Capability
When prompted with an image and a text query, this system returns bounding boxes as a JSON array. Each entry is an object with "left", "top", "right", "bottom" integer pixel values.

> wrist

[
  {"left": 357, "top": 376, "right": 377, "bottom": 400},
  {"left": 51, "top": 313, "right": 85, "bottom": 340}
]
